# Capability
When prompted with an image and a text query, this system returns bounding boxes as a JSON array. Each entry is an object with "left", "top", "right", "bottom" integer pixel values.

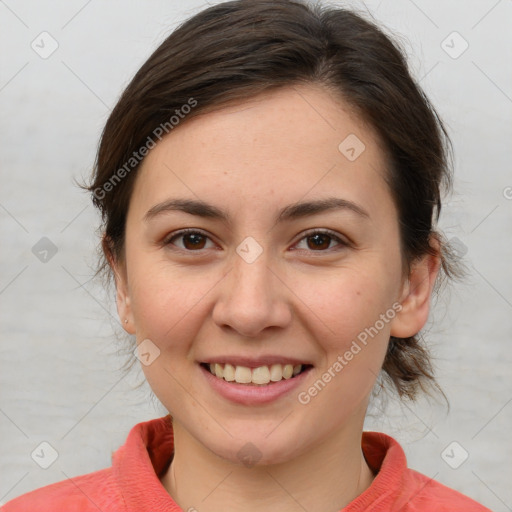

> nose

[{"left": 211, "top": 248, "right": 292, "bottom": 338}]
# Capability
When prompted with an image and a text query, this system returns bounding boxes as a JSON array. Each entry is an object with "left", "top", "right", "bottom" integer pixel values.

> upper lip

[{"left": 199, "top": 355, "right": 312, "bottom": 368}]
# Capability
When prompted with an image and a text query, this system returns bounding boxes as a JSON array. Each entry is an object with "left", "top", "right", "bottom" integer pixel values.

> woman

[{"left": 2, "top": 0, "right": 492, "bottom": 510}]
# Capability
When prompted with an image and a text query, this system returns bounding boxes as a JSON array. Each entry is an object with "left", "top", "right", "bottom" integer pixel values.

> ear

[
  {"left": 103, "top": 234, "right": 135, "bottom": 335},
  {"left": 390, "top": 236, "right": 441, "bottom": 338}
]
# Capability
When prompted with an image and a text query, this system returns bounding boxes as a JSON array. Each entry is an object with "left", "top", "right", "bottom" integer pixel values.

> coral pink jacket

[{"left": 2, "top": 415, "right": 491, "bottom": 511}]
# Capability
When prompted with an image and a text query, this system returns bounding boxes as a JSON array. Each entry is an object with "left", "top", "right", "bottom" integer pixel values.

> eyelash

[{"left": 163, "top": 228, "right": 349, "bottom": 254}]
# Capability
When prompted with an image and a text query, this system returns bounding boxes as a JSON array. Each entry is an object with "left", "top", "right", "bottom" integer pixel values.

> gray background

[{"left": 0, "top": 0, "right": 511, "bottom": 510}]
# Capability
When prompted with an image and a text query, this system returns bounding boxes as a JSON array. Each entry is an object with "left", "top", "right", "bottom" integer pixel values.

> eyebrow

[{"left": 144, "top": 197, "right": 370, "bottom": 224}]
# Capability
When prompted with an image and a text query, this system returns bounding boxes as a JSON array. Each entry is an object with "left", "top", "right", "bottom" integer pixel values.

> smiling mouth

[{"left": 200, "top": 362, "right": 312, "bottom": 385}]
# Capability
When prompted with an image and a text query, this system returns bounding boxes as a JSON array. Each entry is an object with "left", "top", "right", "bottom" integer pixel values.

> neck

[{"left": 161, "top": 419, "right": 375, "bottom": 512}]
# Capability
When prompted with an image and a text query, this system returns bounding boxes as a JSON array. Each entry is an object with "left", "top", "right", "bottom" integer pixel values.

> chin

[{"left": 200, "top": 427, "right": 304, "bottom": 468}]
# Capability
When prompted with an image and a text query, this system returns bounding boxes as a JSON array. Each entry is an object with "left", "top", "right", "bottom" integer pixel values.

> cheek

[
  {"left": 127, "top": 259, "right": 219, "bottom": 348},
  {"left": 295, "top": 264, "right": 398, "bottom": 351},
  {"left": 293, "top": 272, "right": 394, "bottom": 417},
  {"left": 291, "top": 264, "right": 398, "bottom": 412}
]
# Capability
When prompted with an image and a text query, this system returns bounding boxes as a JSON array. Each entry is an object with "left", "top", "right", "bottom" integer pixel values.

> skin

[{"left": 112, "top": 84, "right": 440, "bottom": 512}]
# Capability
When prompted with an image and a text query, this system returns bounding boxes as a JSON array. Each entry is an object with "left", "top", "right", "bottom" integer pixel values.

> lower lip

[{"left": 199, "top": 364, "right": 312, "bottom": 405}]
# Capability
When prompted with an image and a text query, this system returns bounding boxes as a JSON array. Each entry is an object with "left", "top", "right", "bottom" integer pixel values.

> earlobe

[
  {"left": 390, "top": 240, "right": 441, "bottom": 339},
  {"left": 103, "top": 234, "right": 135, "bottom": 334},
  {"left": 115, "top": 276, "right": 135, "bottom": 334}
]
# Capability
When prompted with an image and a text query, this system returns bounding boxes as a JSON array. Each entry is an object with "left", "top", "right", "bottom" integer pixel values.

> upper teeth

[{"left": 208, "top": 363, "right": 303, "bottom": 385}]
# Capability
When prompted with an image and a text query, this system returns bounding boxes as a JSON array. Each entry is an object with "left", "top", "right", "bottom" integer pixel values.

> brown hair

[{"left": 85, "top": 0, "right": 463, "bottom": 400}]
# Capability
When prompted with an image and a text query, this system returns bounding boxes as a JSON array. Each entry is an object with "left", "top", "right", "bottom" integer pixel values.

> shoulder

[
  {"left": 1, "top": 467, "right": 125, "bottom": 512},
  {"left": 1, "top": 415, "right": 174, "bottom": 512},
  {"left": 358, "top": 432, "right": 492, "bottom": 512},
  {"left": 400, "top": 468, "right": 493, "bottom": 511}
]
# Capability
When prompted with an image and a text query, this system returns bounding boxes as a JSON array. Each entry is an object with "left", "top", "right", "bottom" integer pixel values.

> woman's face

[{"left": 115, "top": 85, "right": 436, "bottom": 465}]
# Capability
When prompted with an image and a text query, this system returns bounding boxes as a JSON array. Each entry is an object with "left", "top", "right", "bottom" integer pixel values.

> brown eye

[
  {"left": 306, "top": 233, "right": 331, "bottom": 250},
  {"left": 295, "top": 230, "right": 347, "bottom": 252},
  {"left": 165, "top": 230, "right": 214, "bottom": 251},
  {"left": 165, "top": 229, "right": 347, "bottom": 253}
]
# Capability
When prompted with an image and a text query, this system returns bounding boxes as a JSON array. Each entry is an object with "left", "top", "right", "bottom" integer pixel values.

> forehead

[{"left": 130, "top": 85, "right": 393, "bottom": 222}]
